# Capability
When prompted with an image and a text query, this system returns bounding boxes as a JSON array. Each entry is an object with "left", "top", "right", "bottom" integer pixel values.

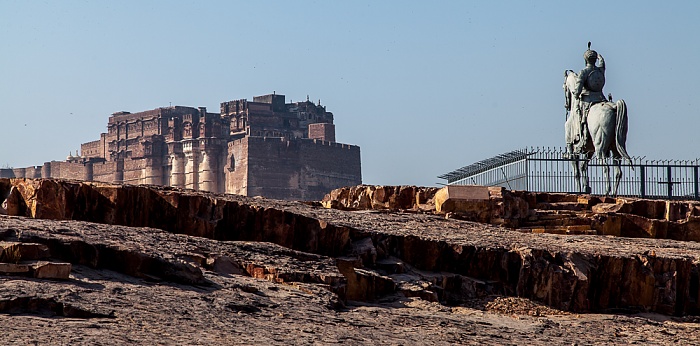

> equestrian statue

[{"left": 563, "top": 42, "right": 631, "bottom": 196}]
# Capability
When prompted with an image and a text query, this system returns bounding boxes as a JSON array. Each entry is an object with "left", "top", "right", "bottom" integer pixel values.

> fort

[{"left": 1, "top": 93, "right": 362, "bottom": 200}]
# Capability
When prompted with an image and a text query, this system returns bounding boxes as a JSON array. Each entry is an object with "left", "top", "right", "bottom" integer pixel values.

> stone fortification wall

[
  {"left": 308, "top": 123, "right": 335, "bottom": 142},
  {"left": 11, "top": 168, "right": 26, "bottom": 179},
  {"left": 244, "top": 137, "right": 304, "bottom": 200},
  {"left": 8, "top": 160, "right": 121, "bottom": 184},
  {"left": 225, "top": 138, "right": 250, "bottom": 196},
  {"left": 0, "top": 169, "right": 14, "bottom": 178},
  {"left": 22, "top": 167, "right": 42, "bottom": 179},
  {"left": 239, "top": 137, "right": 361, "bottom": 200},
  {"left": 80, "top": 134, "right": 107, "bottom": 159},
  {"left": 2, "top": 167, "right": 42, "bottom": 179},
  {"left": 297, "top": 139, "right": 360, "bottom": 199},
  {"left": 92, "top": 161, "right": 119, "bottom": 182},
  {"left": 46, "top": 161, "right": 92, "bottom": 181},
  {"left": 122, "top": 158, "right": 147, "bottom": 184},
  {"left": 9, "top": 136, "right": 360, "bottom": 201},
  {"left": 10, "top": 93, "right": 360, "bottom": 200}
]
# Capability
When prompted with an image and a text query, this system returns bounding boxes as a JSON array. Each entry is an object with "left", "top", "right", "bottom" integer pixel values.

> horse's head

[
  {"left": 563, "top": 70, "right": 577, "bottom": 111},
  {"left": 563, "top": 70, "right": 578, "bottom": 92},
  {"left": 563, "top": 70, "right": 572, "bottom": 111}
]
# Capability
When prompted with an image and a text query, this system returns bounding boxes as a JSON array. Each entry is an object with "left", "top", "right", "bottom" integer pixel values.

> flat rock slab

[
  {"left": 434, "top": 185, "right": 491, "bottom": 214},
  {"left": 0, "top": 241, "right": 50, "bottom": 261},
  {"left": 0, "top": 262, "right": 29, "bottom": 273},
  {"left": 437, "top": 185, "right": 491, "bottom": 201},
  {"left": 33, "top": 261, "right": 71, "bottom": 280}
]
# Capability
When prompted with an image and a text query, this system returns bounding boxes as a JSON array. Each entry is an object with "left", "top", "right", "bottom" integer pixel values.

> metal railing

[{"left": 438, "top": 147, "right": 700, "bottom": 200}]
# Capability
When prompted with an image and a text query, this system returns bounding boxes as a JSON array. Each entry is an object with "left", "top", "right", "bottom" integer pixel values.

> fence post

[
  {"left": 667, "top": 165, "right": 673, "bottom": 199},
  {"left": 525, "top": 157, "right": 529, "bottom": 191},
  {"left": 640, "top": 165, "right": 646, "bottom": 198},
  {"left": 695, "top": 166, "right": 699, "bottom": 200}
]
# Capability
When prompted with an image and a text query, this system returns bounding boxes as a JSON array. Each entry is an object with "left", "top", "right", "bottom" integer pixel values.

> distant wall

[
  {"left": 93, "top": 161, "right": 119, "bottom": 183},
  {"left": 298, "top": 139, "right": 361, "bottom": 200},
  {"left": 243, "top": 137, "right": 361, "bottom": 200},
  {"left": 0, "top": 169, "right": 14, "bottom": 178},
  {"left": 8, "top": 95, "right": 359, "bottom": 201},
  {"left": 225, "top": 138, "right": 250, "bottom": 196},
  {"left": 0, "top": 167, "right": 40, "bottom": 179},
  {"left": 48, "top": 162, "right": 91, "bottom": 181},
  {"left": 81, "top": 135, "right": 107, "bottom": 159},
  {"left": 308, "top": 123, "right": 335, "bottom": 142},
  {"left": 6, "top": 160, "right": 130, "bottom": 184},
  {"left": 122, "top": 158, "right": 147, "bottom": 184},
  {"left": 245, "top": 137, "right": 303, "bottom": 200}
]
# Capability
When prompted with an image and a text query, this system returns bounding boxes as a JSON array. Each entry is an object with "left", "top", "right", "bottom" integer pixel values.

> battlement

[{"left": 304, "top": 138, "right": 358, "bottom": 150}]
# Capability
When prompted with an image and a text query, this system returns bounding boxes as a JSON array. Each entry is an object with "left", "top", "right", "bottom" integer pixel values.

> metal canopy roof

[{"left": 437, "top": 148, "right": 529, "bottom": 183}]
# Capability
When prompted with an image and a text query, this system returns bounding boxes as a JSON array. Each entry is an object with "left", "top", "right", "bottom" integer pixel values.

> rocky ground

[
  {"left": 2, "top": 179, "right": 700, "bottom": 344},
  {"left": 2, "top": 257, "right": 699, "bottom": 345},
  {"left": 0, "top": 217, "right": 700, "bottom": 345}
]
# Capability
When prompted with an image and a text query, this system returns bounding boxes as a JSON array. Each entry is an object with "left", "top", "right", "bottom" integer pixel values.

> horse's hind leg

[
  {"left": 597, "top": 149, "right": 611, "bottom": 196},
  {"left": 611, "top": 149, "right": 624, "bottom": 197},
  {"left": 602, "top": 163, "right": 611, "bottom": 196},
  {"left": 592, "top": 111, "right": 615, "bottom": 196}
]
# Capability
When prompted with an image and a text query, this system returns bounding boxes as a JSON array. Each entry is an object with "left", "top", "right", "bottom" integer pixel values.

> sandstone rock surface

[{"left": 2, "top": 178, "right": 700, "bottom": 344}]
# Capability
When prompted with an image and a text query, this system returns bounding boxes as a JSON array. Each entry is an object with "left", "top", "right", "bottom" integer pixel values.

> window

[{"left": 227, "top": 154, "right": 235, "bottom": 172}]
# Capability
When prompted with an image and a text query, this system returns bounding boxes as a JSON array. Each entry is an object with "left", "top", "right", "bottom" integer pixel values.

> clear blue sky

[{"left": 1, "top": 1, "right": 699, "bottom": 186}]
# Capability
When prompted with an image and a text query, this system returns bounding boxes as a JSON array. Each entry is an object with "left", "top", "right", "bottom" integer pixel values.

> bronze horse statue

[{"left": 563, "top": 69, "right": 631, "bottom": 196}]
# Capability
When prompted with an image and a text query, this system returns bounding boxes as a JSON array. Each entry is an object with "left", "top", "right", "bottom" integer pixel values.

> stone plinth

[
  {"left": 434, "top": 185, "right": 492, "bottom": 218},
  {"left": 32, "top": 261, "right": 72, "bottom": 280}
]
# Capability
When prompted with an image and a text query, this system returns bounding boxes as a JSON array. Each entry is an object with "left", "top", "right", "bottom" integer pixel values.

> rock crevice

[{"left": 3, "top": 178, "right": 700, "bottom": 316}]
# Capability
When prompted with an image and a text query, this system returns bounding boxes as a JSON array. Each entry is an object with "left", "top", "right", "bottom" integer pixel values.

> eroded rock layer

[
  {"left": 2, "top": 178, "right": 700, "bottom": 317},
  {"left": 325, "top": 184, "right": 700, "bottom": 240}
]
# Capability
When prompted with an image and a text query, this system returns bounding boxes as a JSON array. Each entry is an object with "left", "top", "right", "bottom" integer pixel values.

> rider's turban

[{"left": 584, "top": 49, "right": 598, "bottom": 64}]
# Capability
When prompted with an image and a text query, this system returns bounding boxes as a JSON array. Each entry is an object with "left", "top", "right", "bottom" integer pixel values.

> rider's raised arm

[{"left": 597, "top": 54, "right": 606, "bottom": 71}]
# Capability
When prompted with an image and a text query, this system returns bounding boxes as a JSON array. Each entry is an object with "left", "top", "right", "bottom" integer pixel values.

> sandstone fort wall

[
  {"left": 9, "top": 93, "right": 361, "bottom": 200},
  {"left": 225, "top": 138, "right": 250, "bottom": 196},
  {"left": 242, "top": 137, "right": 361, "bottom": 200}
]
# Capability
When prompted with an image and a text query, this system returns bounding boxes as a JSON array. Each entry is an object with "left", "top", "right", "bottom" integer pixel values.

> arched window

[{"left": 227, "top": 154, "right": 235, "bottom": 172}]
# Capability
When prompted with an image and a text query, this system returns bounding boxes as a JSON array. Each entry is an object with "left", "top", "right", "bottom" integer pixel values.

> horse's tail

[{"left": 615, "top": 99, "right": 632, "bottom": 164}]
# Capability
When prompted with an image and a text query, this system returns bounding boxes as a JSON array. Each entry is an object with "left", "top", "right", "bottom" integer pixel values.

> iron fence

[{"left": 438, "top": 147, "right": 700, "bottom": 200}]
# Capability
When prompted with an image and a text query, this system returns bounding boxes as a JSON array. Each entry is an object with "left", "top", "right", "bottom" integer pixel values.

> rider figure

[{"left": 574, "top": 43, "right": 606, "bottom": 145}]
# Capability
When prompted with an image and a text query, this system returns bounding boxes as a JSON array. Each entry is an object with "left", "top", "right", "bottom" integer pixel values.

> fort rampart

[{"left": 6, "top": 93, "right": 361, "bottom": 200}]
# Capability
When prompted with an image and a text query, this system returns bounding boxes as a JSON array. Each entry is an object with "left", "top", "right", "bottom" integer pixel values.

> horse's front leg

[
  {"left": 569, "top": 152, "right": 582, "bottom": 192},
  {"left": 612, "top": 159, "right": 622, "bottom": 197},
  {"left": 580, "top": 155, "right": 591, "bottom": 194},
  {"left": 574, "top": 164, "right": 582, "bottom": 193}
]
